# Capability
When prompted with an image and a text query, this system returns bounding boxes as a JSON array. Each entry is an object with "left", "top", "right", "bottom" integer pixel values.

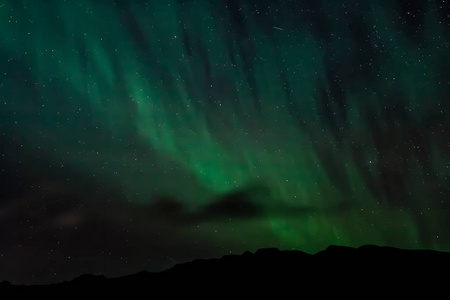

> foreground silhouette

[{"left": 2, "top": 245, "right": 449, "bottom": 295}]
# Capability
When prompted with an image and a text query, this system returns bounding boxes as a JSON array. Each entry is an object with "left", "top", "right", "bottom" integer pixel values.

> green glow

[{"left": 1, "top": 0, "right": 448, "bottom": 253}]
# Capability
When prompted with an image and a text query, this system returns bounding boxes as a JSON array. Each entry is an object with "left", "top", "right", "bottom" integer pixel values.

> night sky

[{"left": 1, "top": 0, "right": 449, "bottom": 284}]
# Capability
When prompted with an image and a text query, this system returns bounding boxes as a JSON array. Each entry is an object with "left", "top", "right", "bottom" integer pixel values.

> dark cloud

[
  {"left": 202, "top": 189, "right": 263, "bottom": 219},
  {"left": 144, "top": 184, "right": 355, "bottom": 225}
]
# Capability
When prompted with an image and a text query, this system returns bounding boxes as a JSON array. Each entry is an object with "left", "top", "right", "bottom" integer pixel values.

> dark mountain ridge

[{"left": 2, "top": 245, "right": 449, "bottom": 295}]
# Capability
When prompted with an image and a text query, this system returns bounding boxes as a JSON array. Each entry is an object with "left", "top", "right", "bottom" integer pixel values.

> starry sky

[{"left": 0, "top": 0, "right": 449, "bottom": 284}]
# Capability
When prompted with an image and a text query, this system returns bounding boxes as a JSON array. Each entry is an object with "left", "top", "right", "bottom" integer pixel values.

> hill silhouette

[{"left": 2, "top": 245, "right": 449, "bottom": 296}]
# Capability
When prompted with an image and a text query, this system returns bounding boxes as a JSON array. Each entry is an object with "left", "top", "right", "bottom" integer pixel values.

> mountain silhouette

[{"left": 2, "top": 245, "right": 448, "bottom": 296}]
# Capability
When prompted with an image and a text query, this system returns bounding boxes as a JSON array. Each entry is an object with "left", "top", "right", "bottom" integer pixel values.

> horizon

[{"left": 3, "top": 243, "right": 450, "bottom": 286}]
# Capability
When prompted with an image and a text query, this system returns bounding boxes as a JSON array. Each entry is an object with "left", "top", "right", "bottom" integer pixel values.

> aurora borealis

[{"left": 0, "top": 0, "right": 449, "bottom": 284}]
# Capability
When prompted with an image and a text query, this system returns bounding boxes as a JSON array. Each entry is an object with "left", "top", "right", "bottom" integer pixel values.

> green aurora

[{"left": 0, "top": 0, "right": 449, "bottom": 284}]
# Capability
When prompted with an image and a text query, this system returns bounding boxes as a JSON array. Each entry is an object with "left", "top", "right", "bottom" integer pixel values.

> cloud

[{"left": 200, "top": 190, "right": 263, "bottom": 220}]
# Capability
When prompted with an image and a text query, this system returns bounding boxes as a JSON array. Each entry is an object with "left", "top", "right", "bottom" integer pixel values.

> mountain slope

[{"left": 3, "top": 245, "right": 449, "bottom": 295}]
